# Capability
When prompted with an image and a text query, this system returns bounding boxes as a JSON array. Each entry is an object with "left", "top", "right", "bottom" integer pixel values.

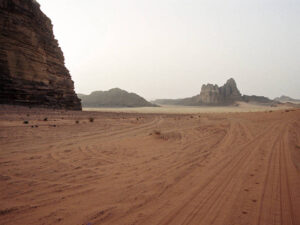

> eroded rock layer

[{"left": 0, "top": 0, "right": 81, "bottom": 110}]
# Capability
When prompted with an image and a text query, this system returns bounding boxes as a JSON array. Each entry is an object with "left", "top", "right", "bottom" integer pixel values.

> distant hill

[
  {"left": 78, "top": 88, "right": 157, "bottom": 108},
  {"left": 274, "top": 95, "right": 300, "bottom": 103},
  {"left": 153, "top": 78, "right": 274, "bottom": 106},
  {"left": 242, "top": 95, "right": 273, "bottom": 104}
]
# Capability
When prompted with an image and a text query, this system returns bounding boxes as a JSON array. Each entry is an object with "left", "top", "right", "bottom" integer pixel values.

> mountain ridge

[
  {"left": 78, "top": 88, "right": 157, "bottom": 108},
  {"left": 274, "top": 95, "right": 300, "bottom": 103}
]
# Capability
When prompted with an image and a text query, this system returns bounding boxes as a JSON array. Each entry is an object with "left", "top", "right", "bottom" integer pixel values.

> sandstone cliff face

[
  {"left": 198, "top": 78, "right": 242, "bottom": 105},
  {"left": 198, "top": 84, "right": 222, "bottom": 104},
  {"left": 0, "top": 0, "right": 81, "bottom": 110}
]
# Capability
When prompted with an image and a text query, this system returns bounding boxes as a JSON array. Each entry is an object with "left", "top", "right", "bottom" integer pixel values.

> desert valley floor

[{"left": 0, "top": 107, "right": 300, "bottom": 225}]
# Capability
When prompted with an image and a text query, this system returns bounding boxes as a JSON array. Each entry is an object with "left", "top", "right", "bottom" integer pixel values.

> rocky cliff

[
  {"left": 0, "top": 0, "right": 81, "bottom": 110},
  {"left": 198, "top": 78, "right": 242, "bottom": 105},
  {"left": 78, "top": 88, "right": 157, "bottom": 108}
]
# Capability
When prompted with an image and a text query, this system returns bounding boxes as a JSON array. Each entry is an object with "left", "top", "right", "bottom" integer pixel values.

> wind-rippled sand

[{"left": 0, "top": 106, "right": 299, "bottom": 225}]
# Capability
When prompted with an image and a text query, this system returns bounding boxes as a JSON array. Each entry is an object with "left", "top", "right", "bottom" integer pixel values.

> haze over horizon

[{"left": 38, "top": 0, "right": 300, "bottom": 101}]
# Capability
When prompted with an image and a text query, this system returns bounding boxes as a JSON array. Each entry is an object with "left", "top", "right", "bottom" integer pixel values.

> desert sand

[
  {"left": 0, "top": 105, "right": 300, "bottom": 225},
  {"left": 84, "top": 102, "right": 290, "bottom": 114}
]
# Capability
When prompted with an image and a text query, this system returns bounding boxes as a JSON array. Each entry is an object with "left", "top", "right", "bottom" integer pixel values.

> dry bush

[
  {"left": 89, "top": 118, "right": 94, "bottom": 122},
  {"left": 159, "top": 131, "right": 182, "bottom": 141},
  {"left": 152, "top": 129, "right": 181, "bottom": 141},
  {"left": 23, "top": 121, "right": 29, "bottom": 124},
  {"left": 153, "top": 130, "right": 161, "bottom": 135}
]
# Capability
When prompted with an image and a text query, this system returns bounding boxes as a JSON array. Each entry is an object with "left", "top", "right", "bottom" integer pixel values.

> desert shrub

[
  {"left": 76, "top": 120, "right": 79, "bottom": 124},
  {"left": 43, "top": 117, "right": 48, "bottom": 121},
  {"left": 159, "top": 131, "right": 182, "bottom": 141},
  {"left": 89, "top": 118, "right": 94, "bottom": 122},
  {"left": 23, "top": 121, "right": 29, "bottom": 124},
  {"left": 152, "top": 130, "right": 182, "bottom": 141},
  {"left": 153, "top": 130, "right": 161, "bottom": 135}
]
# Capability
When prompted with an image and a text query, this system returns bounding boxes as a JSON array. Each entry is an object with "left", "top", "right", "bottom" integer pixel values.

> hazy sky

[{"left": 38, "top": 0, "right": 300, "bottom": 100}]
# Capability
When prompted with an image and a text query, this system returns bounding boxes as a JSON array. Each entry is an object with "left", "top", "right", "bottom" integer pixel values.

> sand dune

[{"left": 0, "top": 106, "right": 299, "bottom": 225}]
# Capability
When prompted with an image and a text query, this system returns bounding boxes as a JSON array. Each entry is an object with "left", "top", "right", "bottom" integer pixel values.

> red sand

[{"left": 0, "top": 106, "right": 299, "bottom": 225}]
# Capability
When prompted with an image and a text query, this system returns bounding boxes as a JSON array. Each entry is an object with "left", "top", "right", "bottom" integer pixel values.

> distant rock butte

[
  {"left": 198, "top": 78, "right": 242, "bottom": 105},
  {"left": 0, "top": 0, "right": 81, "bottom": 110},
  {"left": 78, "top": 88, "right": 157, "bottom": 108},
  {"left": 153, "top": 78, "right": 273, "bottom": 106}
]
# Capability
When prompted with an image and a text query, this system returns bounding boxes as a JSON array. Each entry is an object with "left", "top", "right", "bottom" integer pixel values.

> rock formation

[
  {"left": 274, "top": 95, "right": 300, "bottom": 103},
  {"left": 153, "top": 78, "right": 243, "bottom": 106},
  {"left": 198, "top": 84, "right": 221, "bottom": 104},
  {"left": 198, "top": 78, "right": 242, "bottom": 105},
  {"left": 78, "top": 88, "right": 157, "bottom": 108},
  {"left": 0, "top": 0, "right": 81, "bottom": 110},
  {"left": 153, "top": 78, "right": 275, "bottom": 106}
]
